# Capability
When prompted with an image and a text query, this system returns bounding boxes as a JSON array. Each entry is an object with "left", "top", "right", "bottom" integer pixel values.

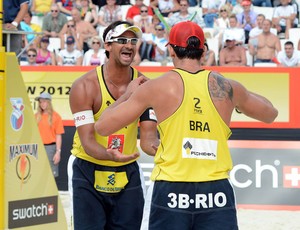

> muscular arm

[
  {"left": 209, "top": 71, "right": 278, "bottom": 125},
  {"left": 233, "top": 82, "right": 278, "bottom": 123},
  {"left": 70, "top": 70, "right": 139, "bottom": 162}
]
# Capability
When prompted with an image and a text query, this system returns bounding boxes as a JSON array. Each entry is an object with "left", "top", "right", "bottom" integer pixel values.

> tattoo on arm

[{"left": 209, "top": 72, "right": 233, "bottom": 101}]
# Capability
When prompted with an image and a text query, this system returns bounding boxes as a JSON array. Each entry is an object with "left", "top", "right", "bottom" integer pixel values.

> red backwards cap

[{"left": 167, "top": 21, "right": 205, "bottom": 49}]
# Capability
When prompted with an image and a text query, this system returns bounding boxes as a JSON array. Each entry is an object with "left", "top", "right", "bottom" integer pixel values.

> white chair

[
  {"left": 48, "top": 37, "right": 61, "bottom": 54},
  {"left": 139, "top": 61, "right": 162, "bottom": 66},
  {"left": 206, "top": 37, "right": 219, "bottom": 64},
  {"left": 245, "top": 49, "right": 253, "bottom": 66},
  {"left": 288, "top": 28, "right": 300, "bottom": 43},
  {"left": 121, "top": 5, "right": 131, "bottom": 21},
  {"left": 254, "top": 62, "right": 278, "bottom": 67},
  {"left": 31, "top": 15, "right": 44, "bottom": 27},
  {"left": 253, "top": 6, "right": 274, "bottom": 20}
]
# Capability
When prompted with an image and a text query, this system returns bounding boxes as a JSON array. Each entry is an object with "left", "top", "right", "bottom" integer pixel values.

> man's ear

[
  {"left": 168, "top": 45, "right": 175, "bottom": 58},
  {"left": 104, "top": 42, "right": 111, "bottom": 52}
]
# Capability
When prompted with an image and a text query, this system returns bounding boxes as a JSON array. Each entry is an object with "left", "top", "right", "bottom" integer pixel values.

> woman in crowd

[
  {"left": 36, "top": 36, "right": 56, "bottom": 65},
  {"left": 82, "top": 35, "right": 106, "bottom": 66}
]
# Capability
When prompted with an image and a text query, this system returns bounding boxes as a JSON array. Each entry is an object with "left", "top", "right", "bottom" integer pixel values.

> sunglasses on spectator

[
  {"left": 92, "top": 41, "right": 100, "bottom": 44},
  {"left": 141, "top": 10, "right": 148, "bottom": 13},
  {"left": 180, "top": 4, "right": 187, "bottom": 6},
  {"left": 51, "top": 10, "right": 58, "bottom": 12},
  {"left": 220, "top": 9, "right": 227, "bottom": 12},
  {"left": 28, "top": 54, "right": 36, "bottom": 57},
  {"left": 108, "top": 37, "right": 138, "bottom": 45},
  {"left": 155, "top": 28, "right": 164, "bottom": 31},
  {"left": 67, "top": 25, "right": 75, "bottom": 27}
]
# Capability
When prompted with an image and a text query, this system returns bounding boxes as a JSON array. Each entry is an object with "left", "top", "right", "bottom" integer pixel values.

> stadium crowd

[{"left": 5, "top": 0, "right": 300, "bottom": 67}]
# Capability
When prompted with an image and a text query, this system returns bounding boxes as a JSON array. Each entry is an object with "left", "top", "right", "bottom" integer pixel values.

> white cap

[
  {"left": 105, "top": 23, "right": 142, "bottom": 42},
  {"left": 224, "top": 33, "right": 235, "bottom": 41},
  {"left": 35, "top": 92, "right": 52, "bottom": 101}
]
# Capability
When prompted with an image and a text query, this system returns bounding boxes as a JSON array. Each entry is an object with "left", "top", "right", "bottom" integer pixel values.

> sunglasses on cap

[{"left": 107, "top": 37, "right": 138, "bottom": 45}]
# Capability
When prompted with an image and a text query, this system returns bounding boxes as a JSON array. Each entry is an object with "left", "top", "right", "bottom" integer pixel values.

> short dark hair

[
  {"left": 102, "top": 21, "right": 133, "bottom": 58},
  {"left": 284, "top": 41, "right": 294, "bottom": 47},
  {"left": 170, "top": 36, "right": 204, "bottom": 60}
]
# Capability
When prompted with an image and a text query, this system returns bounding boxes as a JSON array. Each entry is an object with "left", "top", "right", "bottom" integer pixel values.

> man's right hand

[{"left": 106, "top": 148, "right": 140, "bottom": 162}]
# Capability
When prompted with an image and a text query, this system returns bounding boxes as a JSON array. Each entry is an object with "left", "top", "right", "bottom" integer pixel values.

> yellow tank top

[
  {"left": 71, "top": 65, "right": 139, "bottom": 166},
  {"left": 151, "top": 69, "right": 233, "bottom": 182}
]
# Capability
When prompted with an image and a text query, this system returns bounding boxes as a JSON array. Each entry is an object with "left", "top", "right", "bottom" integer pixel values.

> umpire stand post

[{"left": 0, "top": 0, "right": 6, "bottom": 229}]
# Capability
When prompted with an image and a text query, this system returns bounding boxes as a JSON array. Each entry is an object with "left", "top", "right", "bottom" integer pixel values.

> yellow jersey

[
  {"left": 71, "top": 65, "right": 139, "bottom": 167},
  {"left": 151, "top": 69, "right": 233, "bottom": 182}
]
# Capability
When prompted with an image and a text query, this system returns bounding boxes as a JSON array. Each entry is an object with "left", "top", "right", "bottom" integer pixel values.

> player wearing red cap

[{"left": 95, "top": 21, "right": 278, "bottom": 229}]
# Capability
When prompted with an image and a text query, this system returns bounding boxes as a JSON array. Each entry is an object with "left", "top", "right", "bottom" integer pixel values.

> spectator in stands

[
  {"left": 232, "top": 0, "right": 250, "bottom": 15},
  {"left": 76, "top": 0, "right": 98, "bottom": 28},
  {"left": 133, "top": 4, "right": 153, "bottom": 33},
  {"left": 70, "top": 6, "right": 98, "bottom": 53},
  {"left": 42, "top": 3, "right": 68, "bottom": 38},
  {"left": 57, "top": 35, "right": 83, "bottom": 65},
  {"left": 56, "top": 0, "right": 74, "bottom": 16},
  {"left": 126, "top": 0, "right": 154, "bottom": 24},
  {"left": 214, "top": 4, "right": 231, "bottom": 36},
  {"left": 202, "top": 0, "right": 225, "bottom": 28},
  {"left": 168, "top": 0, "right": 205, "bottom": 27},
  {"left": 219, "top": 33, "right": 247, "bottom": 66},
  {"left": 272, "top": 0, "right": 298, "bottom": 39},
  {"left": 221, "top": 14, "right": 245, "bottom": 48},
  {"left": 252, "top": 0, "right": 272, "bottom": 7},
  {"left": 150, "top": 0, "right": 180, "bottom": 17},
  {"left": 60, "top": 19, "right": 83, "bottom": 51},
  {"left": 23, "top": 48, "right": 39, "bottom": 66},
  {"left": 31, "top": 0, "right": 53, "bottom": 16},
  {"left": 236, "top": 0, "right": 257, "bottom": 44},
  {"left": 36, "top": 36, "right": 57, "bottom": 65},
  {"left": 3, "top": 0, "right": 29, "bottom": 57},
  {"left": 277, "top": 40, "right": 300, "bottom": 66},
  {"left": 249, "top": 13, "right": 277, "bottom": 39},
  {"left": 97, "top": 0, "right": 122, "bottom": 38},
  {"left": 20, "top": 10, "right": 41, "bottom": 48},
  {"left": 82, "top": 35, "right": 107, "bottom": 65},
  {"left": 200, "top": 42, "right": 217, "bottom": 66},
  {"left": 140, "top": 22, "right": 168, "bottom": 63},
  {"left": 248, "top": 19, "right": 281, "bottom": 63}
]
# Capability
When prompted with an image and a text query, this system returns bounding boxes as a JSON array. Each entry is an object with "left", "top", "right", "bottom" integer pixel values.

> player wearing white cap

[{"left": 69, "top": 21, "right": 159, "bottom": 230}]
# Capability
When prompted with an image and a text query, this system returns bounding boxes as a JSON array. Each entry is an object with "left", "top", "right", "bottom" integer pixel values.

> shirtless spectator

[
  {"left": 60, "top": 6, "right": 97, "bottom": 53},
  {"left": 219, "top": 34, "right": 247, "bottom": 66},
  {"left": 42, "top": 3, "right": 68, "bottom": 38},
  {"left": 277, "top": 41, "right": 300, "bottom": 67},
  {"left": 272, "top": 0, "right": 298, "bottom": 39},
  {"left": 249, "top": 19, "right": 281, "bottom": 64},
  {"left": 249, "top": 14, "right": 277, "bottom": 39}
]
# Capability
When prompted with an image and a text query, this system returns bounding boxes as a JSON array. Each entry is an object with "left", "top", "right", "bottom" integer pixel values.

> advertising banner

[
  {"left": 2, "top": 54, "right": 67, "bottom": 229},
  {"left": 21, "top": 66, "right": 299, "bottom": 129},
  {"left": 138, "top": 140, "right": 300, "bottom": 210}
]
